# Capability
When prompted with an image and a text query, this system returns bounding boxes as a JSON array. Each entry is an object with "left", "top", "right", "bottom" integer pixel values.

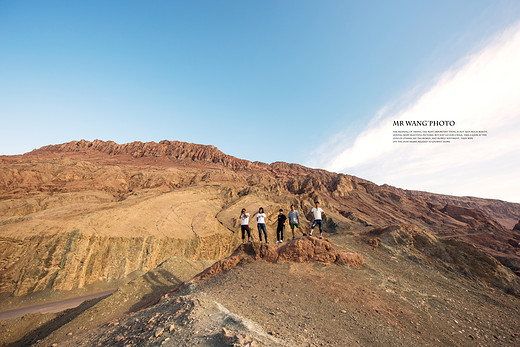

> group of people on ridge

[{"left": 239, "top": 201, "right": 325, "bottom": 244}]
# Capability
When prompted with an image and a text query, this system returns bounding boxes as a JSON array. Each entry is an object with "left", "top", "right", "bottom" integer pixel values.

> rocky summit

[{"left": 1, "top": 139, "right": 519, "bottom": 346}]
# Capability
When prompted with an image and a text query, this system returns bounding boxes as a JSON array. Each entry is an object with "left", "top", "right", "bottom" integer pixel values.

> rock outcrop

[
  {"left": 193, "top": 237, "right": 363, "bottom": 283},
  {"left": 153, "top": 237, "right": 363, "bottom": 307}
]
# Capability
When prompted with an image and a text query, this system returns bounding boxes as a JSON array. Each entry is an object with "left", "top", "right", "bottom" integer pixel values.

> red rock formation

[
  {"left": 440, "top": 204, "right": 505, "bottom": 231},
  {"left": 193, "top": 237, "right": 363, "bottom": 283},
  {"left": 29, "top": 139, "right": 255, "bottom": 170},
  {"left": 383, "top": 184, "right": 520, "bottom": 230}
]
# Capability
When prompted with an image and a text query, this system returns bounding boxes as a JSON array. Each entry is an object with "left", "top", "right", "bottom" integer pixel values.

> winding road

[{"left": 0, "top": 289, "right": 115, "bottom": 320}]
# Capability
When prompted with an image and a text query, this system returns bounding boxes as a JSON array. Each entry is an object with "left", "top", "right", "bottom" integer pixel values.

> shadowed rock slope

[
  {"left": 362, "top": 224, "right": 520, "bottom": 297},
  {"left": 0, "top": 256, "right": 214, "bottom": 346}
]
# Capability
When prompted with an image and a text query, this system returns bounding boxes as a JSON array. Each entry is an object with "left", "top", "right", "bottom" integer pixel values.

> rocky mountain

[
  {"left": 1, "top": 139, "right": 519, "bottom": 346},
  {"left": 1, "top": 139, "right": 519, "bottom": 300}
]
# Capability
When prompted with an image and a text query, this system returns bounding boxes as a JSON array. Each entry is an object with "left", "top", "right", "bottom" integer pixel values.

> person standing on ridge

[
  {"left": 310, "top": 201, "right": 325, "bottom": 239},
  {"left": 288, "top": 204, "right": 301, "bottom": 238},
  {"left": 240, "top": 208, "right": 251, "bottom": 244},
  {"left": 276, "top": 209, "right": 287, "bottom": 243},
  {"left": 257, "top": 207, "right": 268, "bottom": 244}
]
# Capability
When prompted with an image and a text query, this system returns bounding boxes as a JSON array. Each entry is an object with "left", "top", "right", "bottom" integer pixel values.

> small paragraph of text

[{"left": 393, "top": 130, "right": 488, "bottom": 143}]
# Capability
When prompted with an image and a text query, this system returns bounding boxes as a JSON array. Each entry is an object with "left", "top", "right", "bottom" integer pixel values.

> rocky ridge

[
  {"left": 383, "top": 184, "right": 520, "bottom": 230},
  {"left": 30, "top": 140, "right": 256, "bottom": 170}
]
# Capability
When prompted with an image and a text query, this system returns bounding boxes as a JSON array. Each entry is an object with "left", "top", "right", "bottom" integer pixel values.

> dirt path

[{"left": 0, "top": 290, "right": 115, "bottom": 320}]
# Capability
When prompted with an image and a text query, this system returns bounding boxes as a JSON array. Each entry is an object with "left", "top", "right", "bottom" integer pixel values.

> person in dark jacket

[{"left": 276, "top": 209, "right": 287, "bottom": 243}]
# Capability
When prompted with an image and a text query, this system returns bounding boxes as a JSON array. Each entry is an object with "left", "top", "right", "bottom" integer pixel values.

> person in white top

[
  {"left": 240, "top": 208, "right": 251, "bottom": 243},
  {"left": 310, "top": 201, "right": 325, "bottom": 239},
  {"left": 256, "top": 207, "right": 268, "bottom": 243}
]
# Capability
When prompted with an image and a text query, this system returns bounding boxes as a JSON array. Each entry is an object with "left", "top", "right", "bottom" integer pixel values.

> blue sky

[{"left": 1, "top": 1, "right": 520, "bottom": 201}]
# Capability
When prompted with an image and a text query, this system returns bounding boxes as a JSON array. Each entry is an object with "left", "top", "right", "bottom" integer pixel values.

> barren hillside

[
  {"left": 3, "top": 232, "right": 519, "bottom": 346},
  {"left": 1, "top": 140, "right": 519, "bottom": 301},
  {"left": 1, "top": 139, "right": 519, "bottom": 346}
]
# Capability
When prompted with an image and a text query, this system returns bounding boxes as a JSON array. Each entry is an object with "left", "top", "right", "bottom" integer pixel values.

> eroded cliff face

[
  {"left": 0, "top": 231, "right": 238, "bottom": 297},
  {"left": 1, "top": 139, "right": 519, "bottom": 298},
  {"left": 0, "top": 185, "right": 243, "bottom": 298}
]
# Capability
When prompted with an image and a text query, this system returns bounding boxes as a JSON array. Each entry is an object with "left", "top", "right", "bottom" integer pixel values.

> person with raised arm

[{"left": 240, "top": 208, "right": 252, "bottom": 243}]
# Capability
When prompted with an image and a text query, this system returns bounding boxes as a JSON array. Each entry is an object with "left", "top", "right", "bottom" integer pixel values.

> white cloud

[{"left": 322, "top": 22, "right": 520, "bottom": 203}]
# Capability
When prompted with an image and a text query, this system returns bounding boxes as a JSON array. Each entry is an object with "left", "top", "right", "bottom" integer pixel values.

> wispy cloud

[{"left": 320, "top": 22, "right": 520, "bottom": 203}]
